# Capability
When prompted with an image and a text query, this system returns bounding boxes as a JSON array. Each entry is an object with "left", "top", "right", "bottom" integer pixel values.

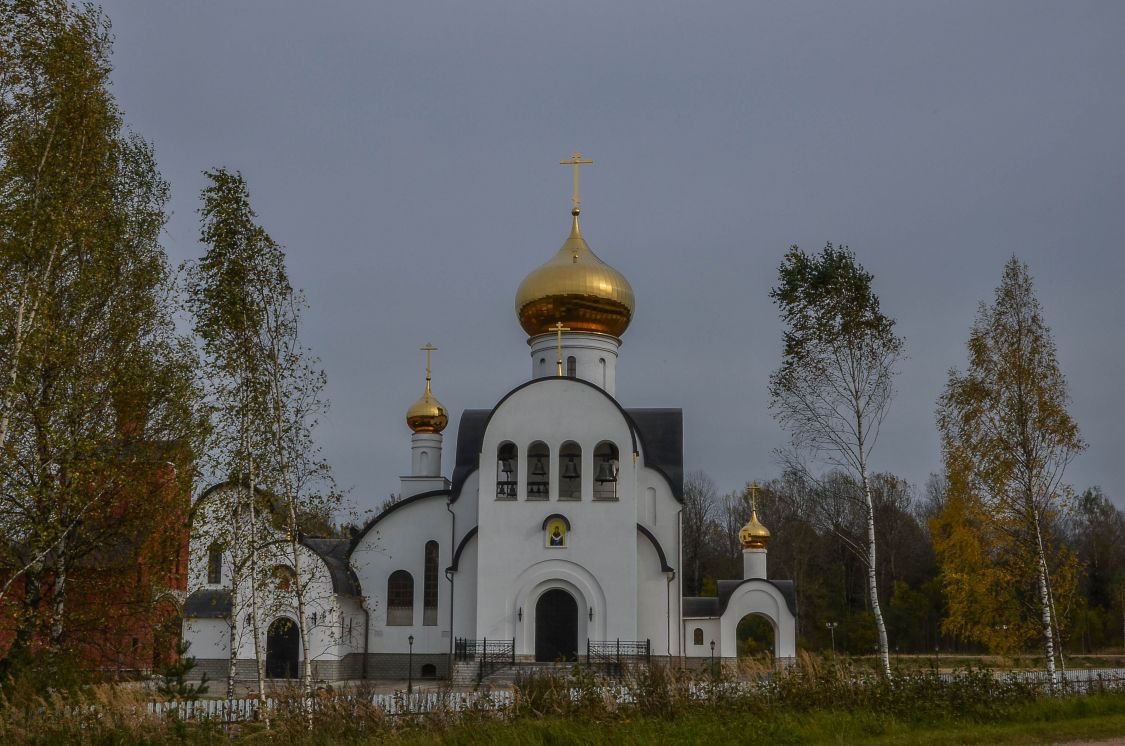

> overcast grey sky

[{"left": 96, "top": 1, "right": 1124, "bottom": 513}]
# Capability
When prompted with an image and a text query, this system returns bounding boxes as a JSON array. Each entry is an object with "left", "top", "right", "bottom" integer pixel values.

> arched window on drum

[
  {"left": 496, "top": 442, "right": 517, "bottom": 499},
  {"left": 593, "top": 441, "right": 619, "bottom": 500}
]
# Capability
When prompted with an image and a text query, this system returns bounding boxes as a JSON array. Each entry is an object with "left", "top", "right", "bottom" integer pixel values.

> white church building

[{"left": 183, "top": 161, "right": 796, "bottom": 682}]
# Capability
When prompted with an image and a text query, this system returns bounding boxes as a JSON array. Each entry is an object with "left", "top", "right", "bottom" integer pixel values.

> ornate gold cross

[
  {"left": 560, "top": 152, "right": 593, "bottom": 210},
  {"left": 550, "top": 322, "right": 571, "bottom": 376},
  {"left": 750, "top": 482, "right": 760, "bottom": 514},
  {"left": 420, "top": 342, "right": 437, "bottom": 383}
]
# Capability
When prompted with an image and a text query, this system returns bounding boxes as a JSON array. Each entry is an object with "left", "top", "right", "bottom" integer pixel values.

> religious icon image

[{"left": 545, "top": 518, "right": 567, "bottom": 547}]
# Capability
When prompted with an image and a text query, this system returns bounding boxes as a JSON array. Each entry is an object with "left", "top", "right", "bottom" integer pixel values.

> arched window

[
  {"left": 593, "top": 441, "right": 619, "bottom": 500},
  {"left": 566, "top": 356, "right": 577, "bottom": 378},
  {"left": 421, "top": 663, "right": 437, "bottom": 678},
  {"left": 423, "top": 541, "right": 439, "bottom": 626},
  {"left": 559, "top": 441, "right": 581, "bottom": 500},
  {"left": 527, "top": 441, "right": 550, "bottom": 499},
  {"left": 387, "top": 570, "right": 414, "bottom": 626},
  {"left": 694, "top": 628, "right": 704, "bottom": 646},
  {"left": 496, "top": 442, "right": 517, "bottom": 499},
  {"left": 539, "top": 357, "right": 548, "bottom": 377},
  {"left": 599, "top": 358, "right": 606, "bottom": 388},
  {"left": 207, "top": 543, "right": 223, "bottom": 585},
  {"left": 271, "top": 565, "right": 297, "bottom": 592}
]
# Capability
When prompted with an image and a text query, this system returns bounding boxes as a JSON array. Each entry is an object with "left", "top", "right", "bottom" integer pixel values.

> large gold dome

[{"left": 515, "top": 210, "right": 635, "bottom": 338}]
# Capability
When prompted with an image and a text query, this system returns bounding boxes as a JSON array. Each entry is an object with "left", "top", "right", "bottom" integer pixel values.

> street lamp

[
  {"left": 709, "top": 640, "right": 716, "bottom": 678},
  {"left": 825, "top": 622, "right": 838, "bottom": 655},
  {"left": 407, "top": 635, "right": 415, "bottom": 695}
]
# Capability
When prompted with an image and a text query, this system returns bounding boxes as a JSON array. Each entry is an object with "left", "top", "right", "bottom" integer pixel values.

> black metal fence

[
  {"left": 453, "top": 638, "right": 515, "bottom": 682},
  {"left": 586, "top": 639, "right": 651, "bottom": 676}
]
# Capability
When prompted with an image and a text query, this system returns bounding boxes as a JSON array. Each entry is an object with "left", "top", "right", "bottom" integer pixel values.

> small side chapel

[{"left": 182, "top": 155, "right": 796, "bottom": 681}]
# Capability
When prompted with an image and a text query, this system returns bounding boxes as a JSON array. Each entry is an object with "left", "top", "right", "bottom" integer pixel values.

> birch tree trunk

[
  {"left": 860, "top": 465, "right": 891, "bottom": 678},
  {"left": 245, "top": 460, "right": 269, "bottom": 727}
]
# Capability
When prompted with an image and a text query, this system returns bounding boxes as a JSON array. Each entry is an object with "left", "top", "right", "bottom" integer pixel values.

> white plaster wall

[
  {"left": 682, "top": 619, "right": 721, "bottom": 658},
  {"left": 450, "top": 536, "right": 477, "bottom": 640},
  {"left": 636, "top": 529, "right": 677, "bottom": 655},
  {"left": 474, "top": 380, "right": 642, "bottom": 652},
  {"left": 225, "top": 541, "right": 346, "bottom": 664},
  {"left": 349, "top": 493, "right": 453, "bottom": 656},
  {"left": 184, "top": 618, "right": 229, "bottom": 661},
  {"left": 718, "top": 582, "right": 797, "bottom": 659}
]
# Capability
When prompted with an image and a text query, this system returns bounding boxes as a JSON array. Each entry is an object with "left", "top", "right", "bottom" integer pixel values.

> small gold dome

[
  {"left": 406, "top": 381, "right": 448, "bottom": 433},
  {"left": 515, "top": 210, "right": 635, "bottom": 338},
  {"left": 739, "top": 511, "right": 771, "bottom": 549}
]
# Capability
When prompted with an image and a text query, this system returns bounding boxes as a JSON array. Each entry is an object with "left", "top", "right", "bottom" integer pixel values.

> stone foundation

[{"left": 191, "top": 654, "right": 450, "bottom": 682}]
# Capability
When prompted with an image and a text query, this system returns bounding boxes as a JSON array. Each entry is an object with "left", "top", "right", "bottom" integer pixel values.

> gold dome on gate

[
  {"left": 406, "top": 343, "right": 448, "bottom": 434},
  {"left": 739, "top": 511, "right": 771, "bottom": 549},
  {"left": 515, "top": 208, "right": 635, "bottom": 338},
  {"left": 739, "top": 483, "right": 771, "bottom": 549}
]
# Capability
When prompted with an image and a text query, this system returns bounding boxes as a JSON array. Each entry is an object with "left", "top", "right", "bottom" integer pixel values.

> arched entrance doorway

[
  {"left": 266, "top": 617, "right": 299, "bottom": 678},
  {"left": 736, "top": 613, "right": 777, "bottom": 669},
  {"left": 535, "top": 588, "right": 578, "bottom": 662}
]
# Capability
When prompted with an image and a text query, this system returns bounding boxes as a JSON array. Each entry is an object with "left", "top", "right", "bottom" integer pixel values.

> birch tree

[
  {"left": 769, "top": 243, "right": 903, "bottom": 678},
  {"left": 186, "top": 168, "right": 335, "bottom": 723},
  {"left": 186, "top": 169, "right": 274, "bottom": 712},
  {"left": 936, "top": 257, "right": 1084, "bottom": 684},
  {"left": 0, "top": 0, "right": 204, "bottom": 661}
]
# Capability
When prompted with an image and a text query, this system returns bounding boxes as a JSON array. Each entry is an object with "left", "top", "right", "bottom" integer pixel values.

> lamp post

[
  {"left": 407, "top": 635, "right": 415, "bottom": 694},
  {"left": 825, "top": 622, "right": 838, "bottom": 655},
  {"left": 709, "top": 640, "right": 716, "bottom": 678}
]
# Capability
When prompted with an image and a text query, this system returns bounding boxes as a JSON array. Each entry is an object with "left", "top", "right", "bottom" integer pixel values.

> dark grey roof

[
  {"left": 626, "top": 409, "right": 683, "bottom": 502},
  {"left": 301, "top": 536, "right": 362, "bottom": 596},
  {"left": 682, "top": 596, "right": 720, "bottom": 617},
  {"left": 718, "top": 578, "right": 798, "bottom": 617},
  {"left": 637, "top": 524, "right": 674, "bottom": 572},
  {"left": 450, "top": 382, "right": 684, "bottom": 504},
  {"left": 450, "top": 409, "right": 489, "bottom": 502},
  {"left": 184, "top": 589, "right": 231, "bottom": 619},
  {"left": 682, "top": 579, "right": 798, "bottom": 618}
]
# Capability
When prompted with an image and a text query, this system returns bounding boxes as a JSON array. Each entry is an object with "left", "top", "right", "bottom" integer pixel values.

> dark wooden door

[
  {"left": 266, "top": 618, "right": 299, "bottom": 678},
  {"left": 535, "top": 589, "right": 578, "bottom": 662}
]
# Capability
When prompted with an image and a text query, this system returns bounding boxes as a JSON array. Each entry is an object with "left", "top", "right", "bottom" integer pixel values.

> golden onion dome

[
  {"left": 739, "top": 510, "right": 771, "bottom": 549},
  {"left": 406, "top": 379, "right": 448, "bottom": 434},
  {"left": 515, "top": 209, "right": 635, "bottom": 338}
]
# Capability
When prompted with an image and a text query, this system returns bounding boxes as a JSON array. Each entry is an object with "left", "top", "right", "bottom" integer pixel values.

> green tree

[
  {"left": 769, "top": 243, "right": 904, "bottom": 677},
  {"left": 186, "top": 168, "right": 335, "bottom": 725},
  {"left": 937, "top": 257, "right": 1085, "bottom": 684},
  {"left": 0, "top": 0, "right": 204, "bottom": 662}
]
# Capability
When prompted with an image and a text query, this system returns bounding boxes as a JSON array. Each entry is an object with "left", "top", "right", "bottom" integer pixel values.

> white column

[
  {"left": 743, "top": 548, "right": 767, "bottom": 580},
  {"left": 400, "top": 432, "right": 450, "bottom": 499}
]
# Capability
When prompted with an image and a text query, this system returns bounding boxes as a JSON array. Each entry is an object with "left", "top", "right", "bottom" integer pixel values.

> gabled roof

[{"left": 682, "top": 578, "right": 798, "bottom": 618}]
